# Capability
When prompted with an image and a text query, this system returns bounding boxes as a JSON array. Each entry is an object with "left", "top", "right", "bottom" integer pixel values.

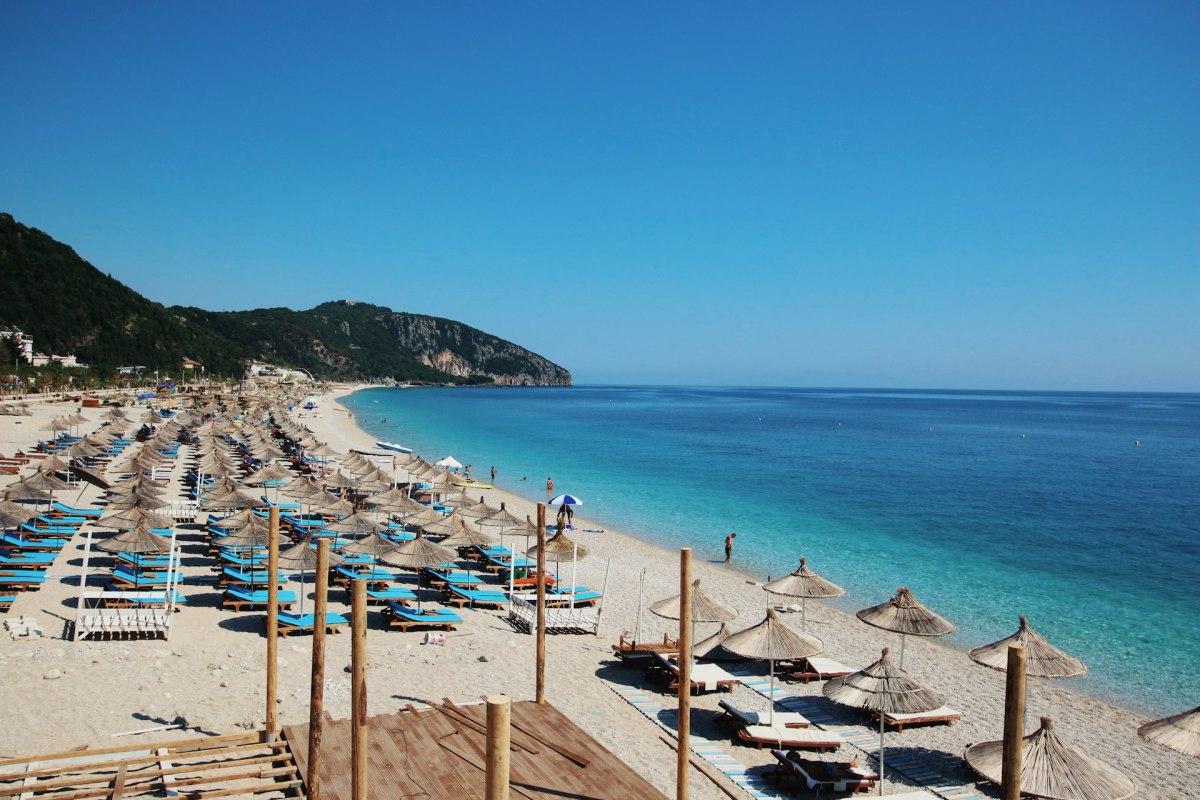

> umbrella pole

[
  {"left": 569, "top": 540, "right": 578, "bottom": 610},
  {"left": 634, "top": 568, "right": 646, "bottom": 645},
  {"left": 878, "top": 714, "right": 885, "bottom": 797},
  {"left": 768, "top": 641, "right": 775, "bottom": 727},
  {"left": 899, "top": 633, "right": 906, "bottom": 670},
  {"left": 801, "top": 597, "right": 807, "bottom": 631}
]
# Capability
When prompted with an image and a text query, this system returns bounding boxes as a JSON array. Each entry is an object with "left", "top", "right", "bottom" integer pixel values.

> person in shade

[{"left": 724, "top": 531, "right": 737, "bottom": 562}]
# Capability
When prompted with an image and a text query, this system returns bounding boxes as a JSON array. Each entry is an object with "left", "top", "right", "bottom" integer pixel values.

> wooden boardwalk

[{"left": 282, "top": 700, "right": 667, "bottom": 800}]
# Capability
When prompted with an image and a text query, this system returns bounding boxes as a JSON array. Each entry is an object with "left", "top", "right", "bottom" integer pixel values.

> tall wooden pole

[
  {"left": 1001, "top": 644, "right": 1027, "bottom": 800},
  {"left": 535, "top": 503, "right": 547, "bottom": 704},
  {"left": 350, "top": 579, "right": 368, "bottom": 800},
  {"left": 307, "top": 538, "right": 331, "bottom": 800},
  {"left": 485, "top": 695, "right": 512, "bottom": 800},
  {"left": 676, "top": 548, "right": 693, "bottom": 800},
  {"left": 265, "top": 506, "right": 280, "bottom": 738}
]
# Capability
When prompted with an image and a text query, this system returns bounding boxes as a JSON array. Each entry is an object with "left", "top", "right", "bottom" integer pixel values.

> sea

[{"left": 342, "top": 385, "right": 1200, "bottom": 715}]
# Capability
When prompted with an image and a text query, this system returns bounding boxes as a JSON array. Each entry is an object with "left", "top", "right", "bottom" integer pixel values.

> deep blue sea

[{"left": 343, "top": 386, "right": 1200, "bottom": 714}]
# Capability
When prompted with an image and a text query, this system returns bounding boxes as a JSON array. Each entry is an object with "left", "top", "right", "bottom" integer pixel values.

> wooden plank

[
  {"left": 109, "top": 766, "right": 126, "bottom": 800},
  {"left": 0, "top": 752, "right": 290, "bottom": 796},
  {"left": 0, "top": 742, "right": 288, "bottom": 786},
  {"left": 0, "top": 733, "right": 262, "bottom": 770}
]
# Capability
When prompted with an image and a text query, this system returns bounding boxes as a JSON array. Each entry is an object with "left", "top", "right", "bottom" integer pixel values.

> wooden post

[
  {"left": 307, "top": 538, "right": 331, "bottom": 800},
  {"left": 485, "top": 695, "right": 511, "bottom": 800},
  {"left": 351, "top": 579, "right": 367, "bottom": 800},
  {"left": 535, "top": 503, "right": 547, "bottom": 703},
  {"left": 676, "top": 548, "right": 693, "bottom": 800},
  {"left": 1001, "top": 644, "right": 1027, "bottom": 800},
  {"left": 265, "top": 507, "right": 280, "bottom": 739}
]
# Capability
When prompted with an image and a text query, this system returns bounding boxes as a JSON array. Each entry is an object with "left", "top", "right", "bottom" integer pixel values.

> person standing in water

[
  {"left": 724, "top": 532, "right": 737, "bottom": 563},
  {"left": 490, "top": 465, "right": 497, "bottom": 483},
  {"left": 546, "top": 477, "right": 554, "bottom": 498}
]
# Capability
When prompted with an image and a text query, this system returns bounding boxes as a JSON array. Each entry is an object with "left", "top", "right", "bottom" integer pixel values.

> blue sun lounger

[
  {"left": 382, "top": 531, "right": 415, "bottom": 543},
  {"left": 0, "top": 552, "right": 57, "bottom": 567},
  {"left": 36, "top": 514, "right": 87, "bottom": 526},
  {"left": 334, "top": 565, "right": 402, "bottom": 584},
  {"left": 220, "top": 567, "right": 290, "bottom": 587},
  {"left": 365, "top": 586, "right": 417, "bottom": 604},
  {"left": 117, "top": 552, "right": 177, "bottom": 570},
  {"left": 19, "top": 522, "right": 76, "bottom": 536},
  {"left": 384, "top": 602, "right": 461, "bottom": 630},
  {"left": 336, "top": 552, "right": 375, "bottom": 566},
  {"left": 218, "top": 552, "right": 268, "bottom": 568},
  {"left": 0, "top": 595, "right": 14, "bottom": 610},
  {"left": 0, "top": 570, "right": 48, "bottom": 589},
  {"left": 481, "top": 551, "right": 536, "bottom": 572},
  {"left": 1, "top": 533, "right": 67, "bottom": 550},
  {"left": 546, "top": 586, "right": 603, "bottom": 605},
  {"left": 445, "top": 584, "right": 508, "bottom": 608},
  {"left": 111, "top": 567, "right": 178, "bottom": 589},
  {"left": 223, "top": 586, "right": 297, "bottom": 611},
  {"left": 277, "top": 611, "right": 349, "bottom": 637},
  {"left": 422, "top": 568, "right": 485, "bottom": 588},
  {"left": 101, "top": 589, "right": 188, "bottom": 606},
  {"left": 51, "top": 502, "right": 102, "bottom": 518}
]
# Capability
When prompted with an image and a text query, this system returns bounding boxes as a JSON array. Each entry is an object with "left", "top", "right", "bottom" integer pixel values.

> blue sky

[{"left": 2, "top": 3, "right": 1197, "bottom": 390}]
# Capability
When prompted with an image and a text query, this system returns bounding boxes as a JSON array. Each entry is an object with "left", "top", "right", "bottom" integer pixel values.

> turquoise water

[{"left": 343, "top": 386, "right": 1200, "bottom": 715}]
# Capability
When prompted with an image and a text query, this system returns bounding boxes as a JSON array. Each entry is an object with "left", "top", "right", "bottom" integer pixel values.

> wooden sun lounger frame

[
  {"left": 611, "top": 632, "right": 679, "bottom": 659},
  {"left": 222, "top": 593, "right": 294, "bottom": 613},
  {"left": 382, "top": 605, "right": 460, "bottom": 632},
  {"left": 276, "top": 616, "right": 347, "bottom": 638},
  {"left": 879, "top": 707, "right": 962, "bottom": 731},
  {"left": 737, "top": 728, "right": 841, "bottom": 751}
]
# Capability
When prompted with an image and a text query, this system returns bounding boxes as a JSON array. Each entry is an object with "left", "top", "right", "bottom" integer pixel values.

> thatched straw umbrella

[
  {"left": 378, "top": 532, "right": 456, "bottom": 610},
  {"left": 694, "top": 622, "right": 738, "bottom": 662},
  {"left": 651, "top": 579, "right": 738, "bottom": 660},
  {"left": 0, "top": 500, "right": 36, "bottom": 529},
  {"left": 856, "top": 587, "right": 954, "bottom": 669},
  {"left": 824, "top": 647, "right": 945, "bottom": 796},
  {"left": 18, "top": 471, "right": 71, "bottom": 507},
  {"left": 969, "top": 615, "right": 1086, "bottom": 678},
  {"left": 1137, "top": 705, "right": 1200, "bottom": 759},
  {"left": 340, "top": 532, "right": 402, "bottom": 559},
  {"left": 763, "top": 556, "right": 845, "bottom": 631},
  {"left": 420, "top": 509, "right": 476, "bottom": 538},
  {"left": 525, "top": 530, "right": 589, "bottom": 605},
  {"left": 477, "top": 506, "right": 523, "bottom": 530},
  {"left": 440, "top": 517, "right": 499, "bottom": 550},
  {"left": 95, "top": 519, "right": 171, "bottom": 554},
  {"left": 456, "top": 500, "right": 499, "bottom": 521},
  {"left": 965, "top": 716, "right": 1136, "bottom": 800},
  {"left": 398, "top": 506, "right": 445, "bottom": 529},
  {"left": 323, "top": 513, "right": 386, "bottom": 537},
  {"left": 277, "top": 537, "right": 346, "bottom": 614},
  {"left": 98, "top": 505, "right": 175, "bottom": 530},
  {"left": 723, "top": 609, "right": 822, "bottom": 725}
]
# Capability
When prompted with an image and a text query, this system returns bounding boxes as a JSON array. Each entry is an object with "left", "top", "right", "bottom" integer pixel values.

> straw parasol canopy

[
  {"left": 339, "top": 532, "right": 402, "bottom": 558},
  {"left": 650, "top": 579, "right": 738, "bottom": 623},
  {"left": 20, "top": 471, "right": 72, "bottom": 493},
  {"left": 857, "top": 587, "right": 954, "bottom": 668},
  {"left": 824, "top": 647, "right": 945, "bottom": 797},
  {"left": 378, "top": 532, "right": 456, "bottom": 570},
  {"left": 456, "top": 500, "right": 499, "bottom": 521},
  {"left": 397, "top": 506, "right": 445, "bottom": 529},
  {"left": 723, "top": 609, "right": 823, "bottom": 725},
  {"left": 651, "top": 579, "right": 738, "bottom": 661},
  {"left": 477, "top": 507, "right": 523, "bottom": 529},
  {"left": 3, "top": 482, "right": 49, "bottom": 502},
  {"left": 95, "top": 519, "right": 171, "bottom": 554},
  {"left": 439, "top": 517, "right": 499, "bottom": 550},
  {"left": 419, "top": 509, "right": 474, "bottom": 537},
  {"left": 217, "top": 519, "right": 274, "bottom": 549},
  {"left": 0, "top": 500, "right": 37, "bottom": 528},
  {"left": 277, "top": 538, "right": 346, "bottom": 571},
  {"left": 965, "top": 716, "right": 1136, "bottom": 800},
  {"left": 969, "top": 616, "right": 1086, "bottom": 679},
  {"left": 528, "top": 530, "right": 591, "bottom": 562},
  {"left": 244, "top": 462, "right": 294, "bottom": 484},
  {"left": 1137, "top": 705, "right": 1200, "bottom": 759},
  {"left": 98, "top": 505, "right": 175, "bottom": 530},
  {"left": 323, "top": 513, "right": 387, "bottom": 536},
  {"left": 764, "top": 556, "right": 845, "bottom": 630},
  {"left": 694, "top": 623, "right": 739, "bottom": 661}
]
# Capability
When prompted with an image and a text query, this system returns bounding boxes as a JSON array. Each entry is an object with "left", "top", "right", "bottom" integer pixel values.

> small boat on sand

[{"left": 376, "top": 441, "right": 413, "bottom": 454}]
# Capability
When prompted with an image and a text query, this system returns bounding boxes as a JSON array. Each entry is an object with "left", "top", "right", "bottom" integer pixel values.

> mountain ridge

[{"left": 0, "top": 212, "right": 571, "bottom": 386}]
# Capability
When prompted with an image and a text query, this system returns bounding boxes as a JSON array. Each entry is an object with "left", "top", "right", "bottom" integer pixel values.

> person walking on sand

[
  {"left": 546, "top": 477, "right": 554, "bottom": 498},
  {"left": 724, "top": 532, "right": 737, "bottom": 563}
]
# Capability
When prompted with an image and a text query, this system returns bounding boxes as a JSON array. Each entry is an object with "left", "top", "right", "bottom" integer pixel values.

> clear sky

[{"left": 2, "top": 3, "right": 1197, "bottom": 390}]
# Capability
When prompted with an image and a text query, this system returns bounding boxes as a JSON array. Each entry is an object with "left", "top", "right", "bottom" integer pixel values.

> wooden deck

[
  {"left": 282, "top": 700, "right": 667, "bottom": 800},
  {"left": 0, "top": 730, "right": 302, "bottom": 800}
]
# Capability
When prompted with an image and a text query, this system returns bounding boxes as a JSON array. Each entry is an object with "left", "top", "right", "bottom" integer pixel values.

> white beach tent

[{"left": 436, "top": 456, "right": 464, "bottom": 470}]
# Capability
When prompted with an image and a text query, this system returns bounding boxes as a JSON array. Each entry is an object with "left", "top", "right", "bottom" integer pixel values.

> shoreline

[{"left": 325, "top": 383, "right": 1157, "bottom": 719}]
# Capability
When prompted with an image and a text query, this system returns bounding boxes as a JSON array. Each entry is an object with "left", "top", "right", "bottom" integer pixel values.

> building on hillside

[
  {"left": 29, "top": 353, "right": 86, "bottom": 368},
  {"left": 117, "top": 366, "right": 146, "bottom": 376},
  {"left": 0, "top": 328, "right": 34, "bottom": 362},
  {"left": 181, "top": 357, "right": 203, "bottom": 372}
]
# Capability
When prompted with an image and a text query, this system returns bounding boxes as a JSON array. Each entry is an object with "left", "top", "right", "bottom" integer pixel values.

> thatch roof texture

[
  {"left": 721, "top": 608, "right": 822, "bottom": 662},
  {"left": 856, "top": 587, "right": 955, "bottom": 637},
  {"left": 763, "top": 557, "right": 845, "bottom": 599},
  {"left": 649, "top": 579, "right": 738, "bottom": 624},
  {"left": 1137, "top": 705, "right": 1200, "bottom": 759},
  {"left": 823, "top": 647, "right": 944, "bottom": 714},
  {"left": 95, "top": 520, "right": 172, "bottom": 554},
  {"left": 965, "top": 717, "right": 1136, "bottom": 800},
  {"left": 378, "top": 533, "right": 456, "bottom": 570},
  {"left": 969, "top": 616, "right": 1086, "bottom": 679}
]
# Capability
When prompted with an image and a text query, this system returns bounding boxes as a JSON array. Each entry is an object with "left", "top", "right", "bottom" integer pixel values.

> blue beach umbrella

[{"left": 548, "top": 494, "right": 583, "bottom": 508}]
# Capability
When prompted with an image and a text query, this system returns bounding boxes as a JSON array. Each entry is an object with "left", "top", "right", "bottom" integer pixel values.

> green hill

[{"left": 0, "top": 213, "right": 571, "bottom": 385}]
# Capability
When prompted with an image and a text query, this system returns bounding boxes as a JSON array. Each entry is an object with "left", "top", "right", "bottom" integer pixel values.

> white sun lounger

[
  {"left": 737, "top": 724, "right": 842, "bottom": 750},
  {"left": 718, "top": 698, "right": 810, "bottom": 728},
  {"left": 881, "top": 705, "right": 961, "bottom": 730}
]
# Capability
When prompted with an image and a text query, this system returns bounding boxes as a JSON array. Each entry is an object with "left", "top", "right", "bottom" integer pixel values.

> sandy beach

[{"left": 1, "top": 385, "right": 1196, "bottom": 799}]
